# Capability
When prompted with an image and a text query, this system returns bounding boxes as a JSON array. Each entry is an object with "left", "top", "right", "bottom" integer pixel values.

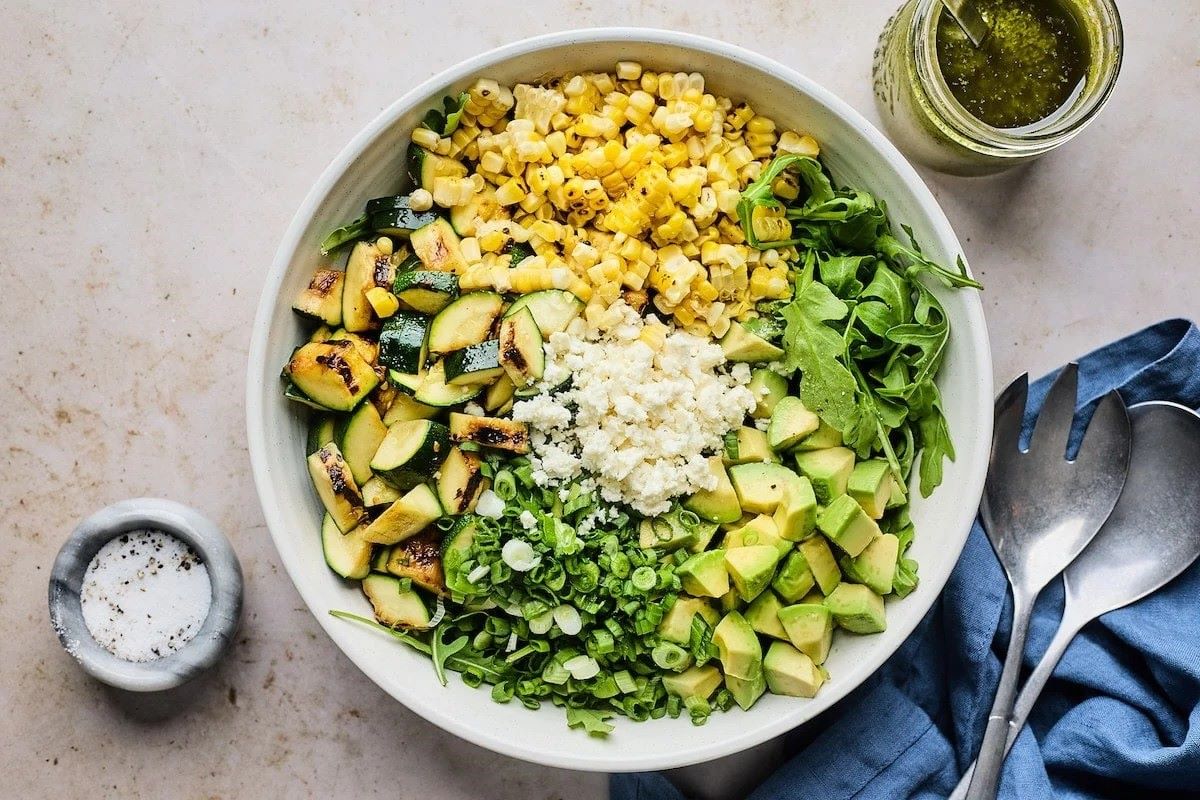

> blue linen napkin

[{"left": 613, "top": 319, "right": 1200, "bottom": 800}]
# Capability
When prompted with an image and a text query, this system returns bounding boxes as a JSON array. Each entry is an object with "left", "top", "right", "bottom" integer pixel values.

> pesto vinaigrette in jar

[{"left": 872, "top": 0, "right": 1122, "bottom": 175}]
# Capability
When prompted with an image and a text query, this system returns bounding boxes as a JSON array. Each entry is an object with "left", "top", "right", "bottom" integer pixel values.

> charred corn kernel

[
  {"left": 407, "top": 188, "right": 434, "bottom": 212},
  {"left": 365, "top": 288, "right": 400, "bottom": 318},
  {"left": 751, "top": 205, "right": 791, "bottom": 242},
  {"left": 727, "top": 104, "right": 755, "bottom": 130},
  {"left": 478, "top": 230, "right": 507, "bottom": 252},
  {"left": 725, "top": 144, "right": 754, "bottom": 170},
  {"left": 747, "top": 116, "right": 776, "bottom": 134},
  {"left": 777, "top": 130, "right": 820, "bottom": 157},
  {"left": 693, "top": 279, "right": 719, "bottom": 302},
  {"left": 494, "top": 178, "right": 526, "bottom": 206},
  {"left": 672, "top": 303, "right": 697, "bottom": 325},
  {"left": 564, "top": 75, "right": 588, "bottom": 97},
  {"left": 479, "top": 150, "right": 506, "bottom": 174},
  {"left": 458, "top": 237, "right": 482, "bottom": 263},
  {"left": 411, "top": 127, "right": 441, "bottom": 151},
  {"left": 639, "top": 319, "right": 668, "bottom": 350},
  {"left": 567, "top": 278, "right": 593, "bottom": 301},
  {"left": 639, "top": 71, "right": 659, "bottom": 94},
  {"left": 372, "top": 236, "right": 394, "bottom": 257},
  {"left": 513, "top": 84, "right": 566, "bottom": 134},
  {"left": 616, "top": 61, "right": 642, "bottom": 81},
  {"left": 710, "top": 315, "right": 731, "bottom": 338},
  {"left": 772, "top": 172, "right": 801, "bottom": 201},
  {"left": 529, "top": 219, "right": 560, "bottom": 242},
  {"left": 749, "top": 266, "right": 774, "bottom": 297},
  {"left": 432, "top": 176, "right": 476, "bottom": 208}
]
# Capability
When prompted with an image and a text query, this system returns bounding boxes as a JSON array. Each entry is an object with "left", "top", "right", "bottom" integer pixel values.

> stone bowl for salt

[{"left": 48, "top": 498, "right": 243, "bottom": 692}]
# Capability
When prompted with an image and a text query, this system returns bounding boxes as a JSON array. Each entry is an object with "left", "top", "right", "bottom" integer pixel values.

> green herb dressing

[{"left": 935, "top": 0, "right": 1088, "bottom": 128}]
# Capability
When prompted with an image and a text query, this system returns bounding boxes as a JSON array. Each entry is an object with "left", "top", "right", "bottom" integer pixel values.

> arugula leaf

[
  {"left": 566, "top": 707, "right": 616, "bottom": 737},
  {"left": 421, "top": 91, "right": 470, "bottom": 136},
  {"left": 778, "top": 274, "right": 860, "bottom": 435},
  {"left": 319, "top": 213, "right": 370, "bottom": 255},
  {"left": 736, "top": 155, "right": 834, "bottom": 248},
  {"left": 877, "top": 225, "right": 982, "bottom": 289},
  {"left": 430, "top": 624, "right": 470, "bottom": 686}
]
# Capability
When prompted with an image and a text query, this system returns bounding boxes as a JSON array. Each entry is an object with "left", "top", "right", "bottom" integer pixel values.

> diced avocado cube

[
  {"left": 712, "top": 611, "right": 762, "bottom": 680},
  {"left": 662, "top": 665, "right": 723, "bottom": 700},
  {"left": 848, "top": 533, "right": 900, "bottom": 595},
  {"left": 638, "top": 517, "right": 696, "bottom": 552},
  {"left": 799, "top": 589, "right": 825, "bottom": 605},
  {"left": 728, "top": 462, "right": 802, "bottom": 514},
  {"left": 824, "top": 583, "right": 887, "bottom": 634},
  {"left": 794, "top": 420, "right": 844, "bottom": 451},
  {"left": 798, "top": 535, "right": 841, "bottom": 595},
  {"left": 777, "top": 603, "right": 834, "bottom": 664},
  {"left": 658, "top": 596, "right": 720, "bottom": 645},
  {"left": 886, "top": 473, "right": 908, "bottom": 509},
  {"left": 744, "top": 590, "right": 789, "bottom": 640},
  {"left": 723, "top": 515, "right": 790, "bottom": 557},
  {"left": 724, "top": 426, "right": 779, "bottom": 466},
  {"left": 677, "top": 550, "right": 730, "bottom": 598},
  {"left": 683, "top": 456, "right": 743, "bottom": 523},
  {"left": 774, "top": 476, "right": 818, "bottom": 541},
  {"left": 764, "top": 641, "right": 826, "bottom": 698},
  {"left": 725, "top": 545, "right": 782, "bottom": 603},
  {"left": 771, "top": 550, "right": 816, "bottom": 602},
  {"left": 818, "top": 494, "right": 881, "bottom": 557},
  {"left": 725, "top": 669, "right": 767, "bottom": 710},
  {"left": 719, "top": 588, "right": 742, "bottom": 614},
  {"left": 748, "top": 368, "right": 789, "bottom": 419},
  {"left": 687, "top": 521, "right": 719, "bottom": 553},
  {"left": 720, "top": 321, "right": 785, "bottom": 363},
  {"left": 767, "top": 396, "right": 821, "bottom": 451},
  {"left": 848, "top": 459, "right": 892, "bottom": 519},
  {"left": 794, "top": 447, "right": 856, "bottom": 504}
]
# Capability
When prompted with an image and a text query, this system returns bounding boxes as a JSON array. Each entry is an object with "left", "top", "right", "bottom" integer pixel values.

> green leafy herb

[
  {"left": 319, "top": 213, "right": 370, "bottom": 255},
  {"left": 422, "top": 92, "right": 471, "bottom": 136},
  {"left": 566, "top": 707, "right": 616, "bottom": 736}
]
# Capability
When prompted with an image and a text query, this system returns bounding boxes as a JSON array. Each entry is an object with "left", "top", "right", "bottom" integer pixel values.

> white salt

[{"left": 80, "top": 530, "right": 212, "bottom": 662}]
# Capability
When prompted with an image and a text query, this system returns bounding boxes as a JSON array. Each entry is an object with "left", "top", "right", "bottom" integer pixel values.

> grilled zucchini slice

[
  {"left": 334, "top": 401, "right": 388, "bottom": 486},
  {"left": 483, "top": 374, "right": 516, "bottom": 412},
  {"left": 377, "top": 312, "right": 428, "bottom": 375},
  {"left": 306, "top": 414, "right": 337, "bottom": 456},
  {"left": 285, "top": 340, "right": 379, "bottom": 412},
  {"left": 362, "top": 573, "right": 431, "bottom": 629},
  {"left": 368, "top": 195, "right": 439, "bottom": 238},
  {"left": 504, "top": 289, "right": 583, "bottom": 335},
  {"left": 449, "top": 187, "right": 504, "bottom": 237},
  {"left": 361, "top": 476, "right": 402, "bottom": 507},
  {"left": 360, "top": 483, "right": 443, "bottom": 545},
  {"left": 411, "top": 218, "right": 469, "bottom": 274},
  {"left": 382, "top": 393, "right": 439, "bottom": 425},
  {"left": 407, "top": 145, "right": 468, "bottom": 193},
  {"left": 343, "top": 240, "right": 393, "bottom": 332},
  {"left": 498, "top": 306, "right": 545, "bottom": 388},
  {"left": 445, "top": 339, "right": 505, "bottom": 386},
  {"left": 307, "top": 443, "right": 366, "bottom": 533},
  {"left": 383, "top": 528, "right": 446, "bottom": 594},
  {"left": 428, "top": 291, "right": 504, "bottom": 355},
  {"left": 292, "top": 268, "right": 345, "bottom": 326},
  {"left": 370, "top": 419, "right": 451, "bottom": 489},
  {"left": 412, "top": 359, "right": 484, "bottom": 406},
  {"left": 321, "top": 514, "right": 372, "bottom": 580},
  {"left": 448, "top": 413, "right": 531, "bottom": 454},
  {"left": 437, "top": 446, "right": 488, "bottom": 515},
  {"left": 393, "top": 270, "right": 459, "bottom": 314}
]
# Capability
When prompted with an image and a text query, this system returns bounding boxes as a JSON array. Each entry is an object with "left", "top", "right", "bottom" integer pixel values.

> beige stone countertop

[{"left": 2, "top": 2, "right": 1197, "bottom": 798}]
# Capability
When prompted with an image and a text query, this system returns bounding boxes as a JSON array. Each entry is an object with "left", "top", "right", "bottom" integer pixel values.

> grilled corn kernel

[
  {"left": 375, "top": 236, "right": 394, "bottom": 256},
  {"left": 777, "top": 131, "right": 820, "bottom": 157},
  {"left": 408, "top": 188, "right": 434, "bottom": 212},
  {"left": 365, "top": 288, "right": 400, "bottom": 318}
]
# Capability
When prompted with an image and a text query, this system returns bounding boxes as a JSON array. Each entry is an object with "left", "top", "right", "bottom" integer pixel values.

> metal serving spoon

[
  {"left": 942, "top": 0, "right": 993, "bottom": 47},
  {"left": 965, "top": 365, "right": 1132, "bottom": 800},
  {"left": 950, "top": 400, "right": 1200, "bottom": 799}
]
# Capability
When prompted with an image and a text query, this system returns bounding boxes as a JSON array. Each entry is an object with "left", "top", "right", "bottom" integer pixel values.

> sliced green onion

[
  {"left": 553, "top": 604, "right": 582, "bottom": 636},
  {"left": 501, "top": 539, "right": 541, "bottom": 572},
  {"left": 630, "top": 566, "right": 657, "bottom": 592},
  {"left": 493, "top": 470, "right": 517, "bottom": 500},
  {"left": 467, "top": 564, "right": 490, "bottom": 584},
  {"left": 651, "top": 642, "right": 689, "bottom": 670},
  {"left": 528, "top": 610, "right": 555, "bottom": 635},
  {"left": 563, "top": 655, "right": 600, "bottom": 680},
  {"left": 614, "top": 669, "right": 637, "bottom": 694},
  {"left": 542, "top": 659, "right": 571, "bottom": 685}
]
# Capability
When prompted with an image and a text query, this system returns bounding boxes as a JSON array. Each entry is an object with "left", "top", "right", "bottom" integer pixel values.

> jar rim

[{"left": 909, "top": 0, "right": 1124, "bottom": 158}]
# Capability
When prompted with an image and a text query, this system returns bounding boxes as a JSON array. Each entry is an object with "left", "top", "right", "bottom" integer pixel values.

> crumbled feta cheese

[
  {"left": 512, "top": 301, "right": 755, "bottom": 515},
  {"left": 475, "top": 489, "right": 505, "bottom": 518},
  {"left": 463, "top": 401, "right": 486, "bottom": 416},
  {"left": 755, "top": 417, "right": 771, "bottom": 431}
]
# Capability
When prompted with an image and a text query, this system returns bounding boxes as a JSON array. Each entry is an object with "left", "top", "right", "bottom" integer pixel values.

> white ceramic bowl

[{"left": 247, "top": 28, "right": 992, "bottom": 772}]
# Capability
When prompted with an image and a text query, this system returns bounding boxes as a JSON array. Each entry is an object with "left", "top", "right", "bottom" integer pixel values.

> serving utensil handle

[{"left": 963, "top": 587, "right": 1033, "bottom": 800}]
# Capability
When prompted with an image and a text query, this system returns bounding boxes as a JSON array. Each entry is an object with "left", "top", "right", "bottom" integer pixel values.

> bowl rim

[{"left": 247, "top": 26, "right": 992, "bottom": 772}]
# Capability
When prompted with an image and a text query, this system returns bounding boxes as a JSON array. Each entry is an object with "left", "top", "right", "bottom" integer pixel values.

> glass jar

[{"left": 872, "top": 0, "right": 1123, "bottom": 176}]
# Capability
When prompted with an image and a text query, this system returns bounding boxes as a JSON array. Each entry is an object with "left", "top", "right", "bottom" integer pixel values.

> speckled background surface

[{"left": 2, "top": 2, "right": 1197, "bottom": 798}]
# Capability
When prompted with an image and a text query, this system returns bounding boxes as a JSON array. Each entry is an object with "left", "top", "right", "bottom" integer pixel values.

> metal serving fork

[{"left": 963, "top": 364, "right": 1131, "bottom": 800}]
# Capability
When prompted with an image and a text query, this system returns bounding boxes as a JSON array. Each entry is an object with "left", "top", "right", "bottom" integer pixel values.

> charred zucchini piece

[
  {"left": 444, "top": 339, "right": 505, "bottom": 386},
  {"left": 321, "top": 514, "right": 372, "bottom": 580},
  {"left": 307, "top": 414, "right": 337, "bottom": 456},
  {"left": 437, "top": 446, "right": 488, "bottom": 515},
  {"left": 377, "top": 312, "right": 428, "bottom": 376},
  {"left": 370, "top": 419, "right": 451, "bottom": 489},
  {"left": 361, "top": 476, "right": 402, "bottom": 508},
  {"left": 449, "top": 187, "right": 503, "bottom": 237},
  {"left": 361, "top": 573, "right": 431, "bottom": 629},
  {"left": 360, "top": 483, "right": 443, "bottom": 545},
  {"left": 382, "top": 393, "right": 439, "bottom": 425},
  {"left": 307, "top": 443, "right": 366, "bottom": 533},
  {"left": 384, "top": 528, "right": 446, "bottom": 594},
  {"left": 483, "top": 374, "right": 516, "bottom": 412},
  {"left": 498, "top": 306, "right": 545, "bottom": 388},
  {"left": 411, "top": 218, "right": 469, "bottom": 274},
  {"left": 504, "top": 289, "right": 583, "bottom": 336},
  {"left": 407, "top": 145, "right": 468, "bottom": 193},
  {"left": 292, "top": 268, "right": 345, "bottom": 326},
  {"left": 368, "top": 195, "right": 439, "bottom": 238},
  {"left": 343, "top": 240, "right": 391, "bottom": 332},
  {"left": 328, "top": 329, "right": 379, "bottom": 366},
  {"left": 427, "top": 291, "right": 503, "bottom": 355},
  {"left": 448, "top": 413, "right": 531, "bottom": 454},
  {"left": 334, "top": 402, "right": 388, "bottom": 486},
  {"left": 393, "top": 270, "right": 459, "bottom": 314},
  {"left": 412, "top": 359, "right": 484, "bottom": 407},
  {"left": 285, "top": 340, "right": 379, "bottom": 412}
]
